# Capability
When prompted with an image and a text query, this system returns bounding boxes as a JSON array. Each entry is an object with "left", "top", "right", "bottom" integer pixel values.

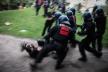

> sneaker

[
  {"left": 55, "top": 64, "right": 65, "bottom": 70},
  {"left": 78, "top": 57, "right": 87, "bottom": 62}
]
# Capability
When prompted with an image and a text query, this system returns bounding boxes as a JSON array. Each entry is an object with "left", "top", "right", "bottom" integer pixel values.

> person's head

[
  {"left": 70, "top": 7, "right": 76, "bottom": 15},
  {"left": 54, "top": 11, "right": 62, "bottom": 19},
  {"left": 96, "top": 8, "right": 104, "bottom": 16},
  {"left": 66, "top": 10, "right": 73, "bottom": 17},
  {"left": 58, "top": 15, "right": 70, "bottom": 25},
  {"left": 83, "top": 12, "right": 93, "bottom": 22},
  {"left": 47, "top": 12, "right": 52, "bottom": 17}
]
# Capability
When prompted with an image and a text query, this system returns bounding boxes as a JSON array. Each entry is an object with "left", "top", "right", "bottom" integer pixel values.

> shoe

[
  {"left": 95, "top": 52, "right": 102, "bottom": 58},
  {"left": 30, "top": 62, "right": 38, "bottom": 70},
  {"left": 30, "top": 63, "right": 37, "bottom": 68},
  {"left": 78, "top": 57, "right": 87, "bottom": 62},
  {"left": 55, "top": 64, "right": 65, "bottom": 70}
]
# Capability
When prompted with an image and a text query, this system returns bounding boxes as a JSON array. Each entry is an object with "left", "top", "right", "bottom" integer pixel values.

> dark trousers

[
  {"left": 35, "top": 41, "right": 68, "bottom": 67},
  {"left": 35, "top": 5, "right": 41, "bottom": 15},
  {"left": 79, "top": 37, "right": 98, "bottom": 58},
  {"left": 96, "top": 34, "right": 103, "bottom": 52},
  {"left": 43, "top": 7, "right": 48, "bottom": 17},
  {"left": 41, "top": 19, "right": 54, "bottom": 36}
]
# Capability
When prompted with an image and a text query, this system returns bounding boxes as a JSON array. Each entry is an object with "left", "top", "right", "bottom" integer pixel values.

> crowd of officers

[{"left": 23, "top": 0, "right": 107, "bottom": 70}]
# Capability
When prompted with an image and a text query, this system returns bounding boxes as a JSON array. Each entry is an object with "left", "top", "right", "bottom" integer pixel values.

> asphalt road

[{"left": 0, "top": 35, "right": 108, "bottom": 72}]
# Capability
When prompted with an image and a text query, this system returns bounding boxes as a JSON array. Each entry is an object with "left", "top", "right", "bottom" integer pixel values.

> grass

[
  {"left": 0, "top": 8, "right": 108, "bottom": 46},
  {"left": 0, "top": 8, "right": 45, "bottom": 39}
]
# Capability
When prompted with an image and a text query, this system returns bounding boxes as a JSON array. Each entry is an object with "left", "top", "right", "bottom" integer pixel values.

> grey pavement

[{"left": 0, "top": 35, "right": 108, "bottom": 72}]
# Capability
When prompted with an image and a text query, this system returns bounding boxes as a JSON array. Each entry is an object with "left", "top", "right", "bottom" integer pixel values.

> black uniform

[
  {"left": 41, "top": 12, "right": 55, "bottom": 36},
  {"left": 94, "top": 14, "right": 106, "bottom": 52},
  {"left": 67, "top": 16, "right": 77, "bottom": 47},
  {"left": 35, "top": 0, "right": 42, "bottom": 15},
  {"left": 43, "top": 0, "right": 49, "bottom": 17},
  {"left": 78, "top": 21, "right": 101, "bottom": 62},
  {"left": 35, "top": 23, "right": 75, "bottom": 69}
]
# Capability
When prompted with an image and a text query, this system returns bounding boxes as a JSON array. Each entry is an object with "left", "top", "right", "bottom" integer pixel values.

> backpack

[{"left": 59, "top": 25, "right": 70, "bottom": 37}]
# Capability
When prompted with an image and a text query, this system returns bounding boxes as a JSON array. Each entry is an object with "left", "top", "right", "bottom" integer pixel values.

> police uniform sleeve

[{"left": 44, "top": 26, "right": 58, "bottom": 40}]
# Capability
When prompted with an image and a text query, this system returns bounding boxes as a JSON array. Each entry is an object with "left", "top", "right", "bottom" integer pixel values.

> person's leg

[
  {"left": 43, "top": 7, "right": 46, "bottom": 17},
  {"left": 55, "top": 47, "right": 68, "bottom": 69},
  {"left": 91, "top": 37, "right": 96, "bottom": 50},
  {"left": 36, "top": 6, "right": 41, "bottom": 15},
  {"left": 47, "top": 22, "right": 52, "bottom": 32},
  {"left": 35, "top": 44, "right": 54, "bottom": 63},
  {"left": 41, "top": 21, "right": 49, "bottom": 36},
  {"left": 78, "top": 42, "right": 87, "bottom": 62},
  {"left": 97, "top": 35, "right": 103, "bottom": 52}
]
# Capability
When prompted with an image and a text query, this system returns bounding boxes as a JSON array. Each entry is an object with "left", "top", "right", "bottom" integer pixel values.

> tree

[{"left": 0, "top": 0, "right": 35, "bottom": 10}]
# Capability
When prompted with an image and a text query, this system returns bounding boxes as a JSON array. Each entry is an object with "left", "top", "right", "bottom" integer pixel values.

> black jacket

[
  {"left": 44, "top": 24, "right": 74, "bottom": 44},
  {"left": 94, "top": 15, "right": 106, "bottom": 35}
]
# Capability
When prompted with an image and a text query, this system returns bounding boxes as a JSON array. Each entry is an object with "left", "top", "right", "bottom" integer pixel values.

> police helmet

[
  {"left": 83, "top": 12, "right": 92, "bottom": 22},
  {"left": 96, "top": 8, "right": 104, "bottom": 16},
  {"left": 58, "top": 15, "right": 70, "bottom": 25},
  {"left": 66, "top": 10, "right": 73, "bottom": 17},
  {"left": 70, "top": 8, "right": 76, "bottom": 15},
  {"left": 54, "top": 11, "right": 62, "bottom": 19}
]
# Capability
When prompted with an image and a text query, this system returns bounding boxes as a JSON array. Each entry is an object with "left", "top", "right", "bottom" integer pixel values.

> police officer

[
  {"left": 77, "top": 12, "right": 102, "bottom": 62},
  {"left": 92, "top": 5, "right": 98, "bottom": 18},
  {"left": 66, "top": 10, "right": 76, "bottom": 32},
  {"left": 70, "top": 7, "right": 76, "bottom": 27},
  {"left": 41, "top": 12, "right": 55, "bottom": 36},
  {"left": 70, "top": 7, "right": 76, "bottom": 16},
  {"left": 94, "top": 8, "right": 107, "bottom": 54},
  {"left": 31, "top": 16, "right": 75, "bottom": 69},
  {"left": 66, "top": 10, "right": 77, "bottom": 47}
]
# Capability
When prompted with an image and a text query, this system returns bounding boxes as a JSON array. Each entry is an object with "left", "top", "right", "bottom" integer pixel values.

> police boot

[
  {"left": 55, "top": 64, "right": 65, "bottom": 70},
  {"left": 78, "top": 57, "right": 87, "bottom": 62},
  {"left": 94, "top": 51, "right": 102, "bottom": 58}
]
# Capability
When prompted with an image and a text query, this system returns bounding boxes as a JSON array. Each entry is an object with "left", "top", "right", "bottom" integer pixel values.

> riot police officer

[
  {"left": 78, "top": 12, "right": 102, "bottom": 62},
  {"left": 66, "top": 10, "right": 76, "bottom": 32},
  {"left": 66, "top": 10, "right": 77, "bottom": 47},
  {"left": 41, "top": 12, "right": 55, "bottom": 36},
  {"left": 70, "top": 7, "right": 76, "bottom": 27},
  {"left": 31, "top": 16, "right": 75, "bottom": 70},
  {"left": 70, "top": 7, "right": 76, "bottom": 16},
  {"left": 94, "top": 8, "right": 107, "bottom": 54}
]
